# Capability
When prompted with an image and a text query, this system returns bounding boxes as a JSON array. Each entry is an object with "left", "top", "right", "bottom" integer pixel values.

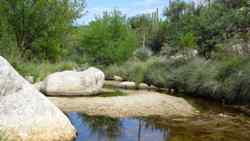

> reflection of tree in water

[
  {"left": 136, "top": 117, "right": 169, "bottom": 140},
  {"left": 80, "top": 114, "right": 123, "bottom": 141}
]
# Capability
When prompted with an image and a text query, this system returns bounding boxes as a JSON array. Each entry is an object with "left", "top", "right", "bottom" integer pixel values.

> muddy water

[{"left": 67, "top": 92, "right": 250, "bottom": 141}]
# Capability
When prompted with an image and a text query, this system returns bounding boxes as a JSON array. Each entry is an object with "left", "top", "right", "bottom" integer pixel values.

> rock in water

[
  {"left": 42, "top": 67, "right": 105, "bottom": 96},
  {"left": 0, "top": 56, "right": 76, "bottom": 141}
]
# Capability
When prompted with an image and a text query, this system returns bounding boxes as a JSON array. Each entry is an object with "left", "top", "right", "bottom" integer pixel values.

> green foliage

[
  {"left": 104, "top": 64, "right": 129, "bottom": 80},
  {"left": 164, "top": 0, "right": 193, "bottom": 22},
  {"left": 133, "top": 47, "right": 152, "bottom": 61},
  {"left": 144, "top": 58, "right": 170, "bottom": 88},
  {"left": 162, "top": 0, "right": 250, "bottom": 58},
  {"left": 100, "top": 90, "right": 127, "bottom": 97},
  {"left": 143, "top": 56, "right": 250, "bottom": 104},
  {"left": 126, "top": 62, "right": 147, "bottom": 85},
  {"left": 13, "top": 61, "right": 78, "bottom": 82},
  {"left": 80, "top": 10, "right": 138, "bottom": 65},
  {"left": 129, "top": 10, "right": 163, "bottom": 52},
  {"left": 179, "top": 32, "right": 197, "bottom": 49},
  {"left": 0, "top": 0, "right": 85, "bottom": 61}
]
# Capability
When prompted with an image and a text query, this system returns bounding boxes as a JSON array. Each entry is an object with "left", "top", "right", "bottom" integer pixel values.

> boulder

[
  {"left": 0, "top": 56, "right": 76, "bottom": 141},
  {"left": 42, "top": 67, "right": 105, "bottom": 96}
]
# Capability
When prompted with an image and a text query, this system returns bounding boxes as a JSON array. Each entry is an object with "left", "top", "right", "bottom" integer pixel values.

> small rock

[
  {"left": 218, "top": 113, "right": 230, "bottom": 118},
  {"left": 118, "top": 81, "right": 136, "bottom": 89},
  {"left": 139, "top": 83, "right": 149, "bottom": 89},
  {"left": 113, "top": 75, "right": 123, "bottom": 81}
]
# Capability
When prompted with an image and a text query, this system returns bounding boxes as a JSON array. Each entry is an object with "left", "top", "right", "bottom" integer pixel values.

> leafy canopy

[
  {"left": 0, "top": 0, "right": 85, "bottom": 61},
  {"left": 80, "top": 10, "right": 138, "bottom": 65}
]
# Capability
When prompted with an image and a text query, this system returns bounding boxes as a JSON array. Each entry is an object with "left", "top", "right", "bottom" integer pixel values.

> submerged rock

[
  {"left": 42, "top": 67, "right": 105, "bottom": 96},
  {"left": 0, "top": 56, "right": 76, "bottom": 141}
]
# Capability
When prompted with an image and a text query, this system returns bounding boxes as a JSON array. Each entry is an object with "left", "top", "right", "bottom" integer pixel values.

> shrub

[
  {"left": 144, "top": 57, "right": 172, "bottom": 88},
  {"left": 126, "top": 61, "right": 147, "bottom": 85},
  {"left": 144, "top": 56, "right": 250, "bottom": 104},
  {"left": 180, "top": 58, "right": 222, "bottom": 99},
  {"left": 12, "top": 61, "right": 78, "bottom": 82},
  {"left": 104, "top": 64, "right": 129, "bottom": 80},
  {"left": 133, "top": 47, "right": 152, "bottom": 61},
  {"left": 107, "top": 55, "right": 250, "bottom": 104},
  {"left": 219, "top": 59, "right": 250, "bottom": 104},
  {"left": 80, "top": 10, "right": 138, "bottom": 65}
]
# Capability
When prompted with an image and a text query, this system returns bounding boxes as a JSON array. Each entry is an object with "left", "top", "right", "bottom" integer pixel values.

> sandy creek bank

[{"left": 49, "top": 89, "right": 198, "bottom": 118}]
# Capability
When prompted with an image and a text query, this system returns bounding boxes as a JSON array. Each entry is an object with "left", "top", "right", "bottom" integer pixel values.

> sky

[
  {"left": 76, "top": 0, "right": 169, "bottom": 25},
  {"left": 76, "top": 0, "right": 198, "bottom": 25}
]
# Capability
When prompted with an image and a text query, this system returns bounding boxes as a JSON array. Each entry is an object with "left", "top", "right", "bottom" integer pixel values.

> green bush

[
  {"left": 219, "top": 59, "right": 250, "bottom": 104},
  {"left": 133, "top": 47, "right": 152, "bottom": 61},
  {"left": 104, "top": 64, "right": 129, "bottom": 80},
  {"left": 126, "top": 61, "right": 147, "bottom": 85},
  {"left": 12, "top": 61, "right": 78, "bottom": 82},
  {"left": 144, "top": 60, "right": 169, "bottom": 88},
  {"left": 104, "top": 57, "right": 159, "bottom": 83},
  {"left": 80, "top": 10, "right": 138, "bottom": 65}
]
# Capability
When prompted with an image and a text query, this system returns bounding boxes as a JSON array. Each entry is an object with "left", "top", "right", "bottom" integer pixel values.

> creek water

[{"left": 67, "top": 93, "right": 250, "bottom": 141}]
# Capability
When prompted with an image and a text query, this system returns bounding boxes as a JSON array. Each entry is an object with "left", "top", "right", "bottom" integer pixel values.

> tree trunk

[{"left": 137, "top": 120, "right": 142, "bottom": 141}]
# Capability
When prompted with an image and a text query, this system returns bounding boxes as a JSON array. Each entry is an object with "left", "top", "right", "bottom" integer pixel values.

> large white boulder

[
  {"left": 42, "top": 67, "right": 105, "bottom": 96},
  {"left": 0, "top": 56, "right": 76, "bottom": 141}
]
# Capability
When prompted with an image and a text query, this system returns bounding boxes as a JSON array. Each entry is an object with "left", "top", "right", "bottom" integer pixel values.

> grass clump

[
  {"left": 100, "top": 90, "right": 128, "bottom": 97},
  {"left": 12, "top": 60, "right": 79, "bottom": 82},
  {"left": 104, "top": 57, "right": 160, "bottom": 86},
  {"left": 110, "top": 55, "right": 250, "bottom": 105}
]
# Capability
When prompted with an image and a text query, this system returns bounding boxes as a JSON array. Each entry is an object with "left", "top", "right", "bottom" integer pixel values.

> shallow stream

[{"left": 67, "top": 91, "right": 250, "bottom": 141}]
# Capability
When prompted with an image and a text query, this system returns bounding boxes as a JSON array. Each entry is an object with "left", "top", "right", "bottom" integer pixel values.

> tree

[
  {"left": 180, "top": 32, "right": 197, "bottom": 51},
  {"left": 163, "top": 1, "right": 196, "bottom": 49},
  {"left": 0, "top": 0, "right": 85, "bottom": 61},
  {"left": 164, "top": 0, "right": 194, "bottom": 22},
  {"left": 80, "top": 10, "right": 138, "bottom": 65},
  {"left": 129, "top": 9, "right": 163, "bottom": 53}
]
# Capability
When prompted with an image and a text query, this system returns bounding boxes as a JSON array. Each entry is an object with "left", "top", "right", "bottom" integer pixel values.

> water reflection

[{"left": 67, "top": 112, "right": 169, "bottom": 141}]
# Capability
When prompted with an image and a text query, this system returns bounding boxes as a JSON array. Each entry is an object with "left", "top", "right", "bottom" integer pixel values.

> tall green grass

[
  {"left": 12, "top": 61, "right": 79, "bottom": 82},
  {"left": 105, "top": 55, "right": 250, "bottom": 105}
]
